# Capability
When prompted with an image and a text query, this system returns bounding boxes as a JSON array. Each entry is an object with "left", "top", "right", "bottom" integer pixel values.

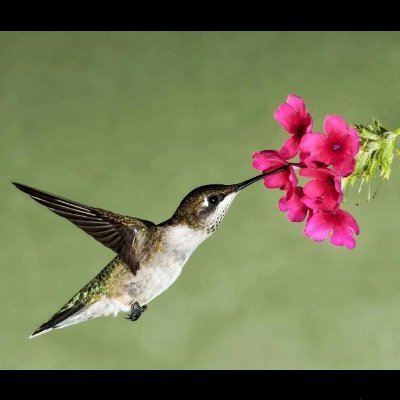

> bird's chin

[{"left": 204, "top": 192, "right": 238, "bottom": 234}]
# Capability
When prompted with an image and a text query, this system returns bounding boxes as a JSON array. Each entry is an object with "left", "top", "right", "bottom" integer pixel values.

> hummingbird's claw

[{"left": 126, "top": 302, "right": 147, "bottom": 322}]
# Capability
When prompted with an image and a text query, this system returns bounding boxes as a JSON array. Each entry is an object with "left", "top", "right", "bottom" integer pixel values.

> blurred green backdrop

[{"left": 1, "top": 32, "right": 400, "bottom": 369}]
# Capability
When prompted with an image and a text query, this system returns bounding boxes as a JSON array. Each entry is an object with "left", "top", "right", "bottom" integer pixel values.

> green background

[{"left": 1, "top": 32, "right": 400, "bottom": 369}]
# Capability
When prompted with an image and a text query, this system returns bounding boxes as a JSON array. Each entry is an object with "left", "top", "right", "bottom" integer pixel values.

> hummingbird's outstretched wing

[{"left": 12, "top": 182, "right": 153, "bottom": 275}]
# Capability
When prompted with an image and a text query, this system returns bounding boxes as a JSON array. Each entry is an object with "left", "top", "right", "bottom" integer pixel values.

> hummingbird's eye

[{"left": 207, "top": 195, "right": 221, "bottom": 206}]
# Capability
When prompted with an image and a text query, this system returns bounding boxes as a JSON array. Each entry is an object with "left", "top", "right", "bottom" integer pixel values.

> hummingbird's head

[{"left": 167, "top": 167, "right": 286, "bottom": 233}]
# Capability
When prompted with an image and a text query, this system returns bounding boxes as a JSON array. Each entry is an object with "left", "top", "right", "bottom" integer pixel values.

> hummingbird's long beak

[{"left": 235, "top": 165, "right": 288, "bottom": 191}]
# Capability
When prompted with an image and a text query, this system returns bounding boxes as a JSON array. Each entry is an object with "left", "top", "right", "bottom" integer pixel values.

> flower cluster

[{"left": 252, "top": 95, "right": 360, "bottom": 249}]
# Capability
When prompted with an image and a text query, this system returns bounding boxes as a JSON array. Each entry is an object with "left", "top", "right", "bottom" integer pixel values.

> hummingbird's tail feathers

[
  {"left": 29, "top": 257, "right": 129, "bottom": 338},
  {"left": 29, "top": 297, "right": 128, "bottom": 338},
  {"left": 29, "top": 301, "right": 86, "bottom": 338}
]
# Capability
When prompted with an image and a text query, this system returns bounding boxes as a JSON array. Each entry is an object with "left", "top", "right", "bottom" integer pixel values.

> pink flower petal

[
  {"left": 304, "top": 212, "right": 332, "bottom": 241},
  {"left": 252, "top": 152, "right": 268, "bottom": 171},
  {"left": 347, "top": 127, "right": 361, "bottom": 156},
  {"left": 329, "top": 209, "right": 358, "bottom": 249},
  {"left": 263, "top": 173, "right": 287, "bottom": 189},
  {"left": 274, "top": 103, "right": 302, "bottom": 135},
  {"left": 287, "top": 94, "right": 313, "bottom": 131},
  {"left": 323, "top": 116, "right": 360, "bottom": 176},
  {"left": 287, "top": 95, "right": 306, "bottom": 115},
  {"left": 300, "top": 133, "right": 332, "bottom": 167},
  {"left": 331, "top": 153, "right": 356, "bottom": 177},
  {"left": 264, "top": 169, "right": 295, "bottom": 190},
  {"left": 288, "top": 165, "right": 298, "bottom": 187},
  {"left": 304, "top": 209, "right": 359, "bottom": 249},
  {"left": 279, "top": 135, "right": 301, "bottom": 160},
  {"left": 302, "top": 196, "right": 339, "bottom": 212},
  {"left": 338, "top": 209, "right": 360, "bottom": 235},
  {"left": 303, "top": 179, "right": 326, "bottom": 198},
  {"left": 274, "top": 95, "right": 312, "bottom": 136},
  {"left": 300, "top": 168, "right": 343, "bottom": 212},
  {"left": 324, "top": 115, "right": 349, "bottom": 140},
  {"left": 330, "top": 225, "right": 356, "bottom": 249},
  {"left": 334, "top": 176, "right": 343, "bottom": 199},
  {"left": 279, "top": 187, "right": 309, "bottom": 222},
  {"left": 252, "top": 150, "right": 295, "bottom": 190},
  {"left": 252, "top": 150, "right": 285, "bottom": 171},
  {"left": 300, "top": 167, "right": 338, "bottom": 180},
  {"left": 299, "top": 149, "right": 309, "bottom": 165}
]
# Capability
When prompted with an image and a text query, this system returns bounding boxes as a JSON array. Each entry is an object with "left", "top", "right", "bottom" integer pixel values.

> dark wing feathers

[{"left": 12, "top": 182, "right": 150, "bottom": 275}]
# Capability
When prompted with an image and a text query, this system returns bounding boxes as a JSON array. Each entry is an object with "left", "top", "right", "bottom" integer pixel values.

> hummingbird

[{"left": 13, "top": 166, "right": 285, "bottom": 338}]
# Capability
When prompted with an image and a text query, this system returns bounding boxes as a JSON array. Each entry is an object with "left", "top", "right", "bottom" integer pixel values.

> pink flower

[
  {"left": 300, "top": 115, "right": 360, "bottom": 177},
  {"left": 304, "top": 209, "right": 360, "bottom": 249},
  {"left": 278, "top": 186, "right": 309, "bottom": 222},
  {"left": 300, "top": 168, "right": 343, "bottom": 212},
  {"left": 252, "top": 150, "right": 297, "bottom": 190},
  {"left": 251, "top": 94, "right": 361, "bottom": 250},
  {"left": 274, "top": 94, "right": 313, "bottom": 160}
]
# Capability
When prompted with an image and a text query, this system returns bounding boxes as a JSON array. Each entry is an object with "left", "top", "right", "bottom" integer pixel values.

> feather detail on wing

[{"left": 13, "top": 182, "right": 154, "bottom": 275}]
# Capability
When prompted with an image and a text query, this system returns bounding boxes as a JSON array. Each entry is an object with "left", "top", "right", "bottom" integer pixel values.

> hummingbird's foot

[{"left": 126, "top": 302, "right": 147, "bottom": 322}]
